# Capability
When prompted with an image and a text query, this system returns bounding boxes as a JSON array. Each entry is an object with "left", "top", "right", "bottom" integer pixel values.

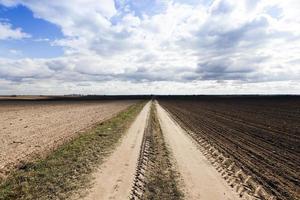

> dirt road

[
  {"left": 81, "top": 102, "right": 150, "bottom": 200},
  {"left": 0, "top": 100, "right": 136, "bottom": 175},
  {"left": 160, "top": 98, "right": 300, "bottom": 200},
  {"left": 156, "top": 102, "right": 240, "bottom": 200}
]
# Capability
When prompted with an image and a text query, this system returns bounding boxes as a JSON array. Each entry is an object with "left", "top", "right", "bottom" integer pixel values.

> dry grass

[
  {"left": 142, "top": 103, "right": 183, "bottom": 200},
  {"left": 0, "top": 101, "right": 145, "bottom": 200}
]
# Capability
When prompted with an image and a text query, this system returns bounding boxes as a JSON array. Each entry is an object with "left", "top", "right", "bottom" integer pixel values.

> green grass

[
  {"left": 143, "top": 104, "right": 184, "bottom": 200},
  {"left": 0, "top": 101, "right": 145, "bottom": 200}
]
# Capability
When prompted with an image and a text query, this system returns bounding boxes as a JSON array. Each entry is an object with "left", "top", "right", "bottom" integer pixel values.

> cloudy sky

[{"left": 0, "top": 0, "right": 299, "bottom": 95}]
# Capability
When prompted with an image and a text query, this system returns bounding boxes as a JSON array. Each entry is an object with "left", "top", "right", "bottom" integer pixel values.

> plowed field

[
  {"left": 0, "top": 100, "right": 137, "bottom": 176},
  {"left": 159, "top": 96, "right": 300, "bottom": 200}
]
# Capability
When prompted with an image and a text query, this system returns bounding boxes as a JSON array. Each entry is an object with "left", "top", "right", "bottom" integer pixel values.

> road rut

[
  {"left": 156, "top": 102, "right": 240, "bottom": 200},
  {"left": 82, "top": 102, "right": 150, "bottom": 200}
]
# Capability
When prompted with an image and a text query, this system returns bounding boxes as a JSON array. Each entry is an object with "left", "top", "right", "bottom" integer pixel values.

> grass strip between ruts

[
  {"left": 142, "top": 103, "right": 184, "bottom": 200},
  {"left": 0, "top": 101, "right": 146, "bottom": 200}
]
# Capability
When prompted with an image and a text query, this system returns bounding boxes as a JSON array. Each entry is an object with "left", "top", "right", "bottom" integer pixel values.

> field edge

[{"left": 0, "top": 101, "right": 146, "bottom": 200}]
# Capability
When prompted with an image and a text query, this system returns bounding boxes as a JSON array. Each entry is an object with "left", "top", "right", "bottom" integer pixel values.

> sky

[{"left": 0, "top": 0, "right": 299, "bottom": 95}]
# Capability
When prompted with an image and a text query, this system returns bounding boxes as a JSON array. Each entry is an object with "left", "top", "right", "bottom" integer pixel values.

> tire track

[
  {"left": 156, "top": 102, "right": 243, "bottom": 200},
  {"left": 160, "top": 99, "right": 299, "bottom": 200},
  {"left": 130, "top": 110, "right": 153, "bottom": 199},
  {"left": 82, "top": 102, "right": 151, "bottom": 200},
  {"left": 130, "top": 102, "right": 183, "bottom": 200}
]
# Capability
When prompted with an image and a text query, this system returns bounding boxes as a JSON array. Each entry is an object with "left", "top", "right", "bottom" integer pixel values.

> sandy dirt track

[
  {"left": 160, "top": 97, "right": 300, "bottom": 200},
  {"left": 156, "top": 103, "right": 240, "bottom": 200},
  {"left": 0, "top": 100, "right": 137, "bottom": 175},
  {"left": 81, "top": 102, "right": 150, "bottom": 200}
]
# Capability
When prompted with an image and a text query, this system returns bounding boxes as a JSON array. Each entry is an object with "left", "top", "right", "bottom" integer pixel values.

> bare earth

[
  {"left": 0, "top": 100, "right": 136, "bottom": 175},
  {"left": 81, "top": 102, "right": 150, "bottom": 200},
  {"left": 156, "top": 103, "right": 241, "bottom": 200}
]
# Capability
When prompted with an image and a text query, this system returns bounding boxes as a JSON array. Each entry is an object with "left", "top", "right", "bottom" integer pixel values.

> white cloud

[
  {"left": 9, "top": 49, "right": 22, "bottom": 57},
  {"left": 0, "top": 0, "right": 299, "bottom": 94},
  {"left": 0, "top": 22, "right": 30, "bottom": 40},
  {"left": 0, "top": 58, "right": 53, "bottom": 81}
]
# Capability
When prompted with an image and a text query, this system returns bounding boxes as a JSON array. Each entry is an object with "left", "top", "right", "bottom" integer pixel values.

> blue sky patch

[{"left": 0, "top": 4, "right": 64, "bottom": 58}]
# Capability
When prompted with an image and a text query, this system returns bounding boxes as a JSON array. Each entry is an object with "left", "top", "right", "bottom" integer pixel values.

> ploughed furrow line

[
  {"left": 167, "top": 108, "right": 295, "bottom": 200},
  {"left": 172, "top": 99, "right": 300, "bottom": 136},
  {"left": 202, "top": 111, "right": 299, "bottom": 167},
  {"left": 156, "top": 102, "right": 242, "bottom": 200},
  {"left": 159, "top": 100, "right": 299, "bottom": 200},
  {"left": 168, "top": 104, "right": 299, "bottom": 199},
  {"left": 161, "top": 105, "right": 276, "bottom": 200},
  {"left": 186, "top": 107, "right": 299, "bottom": 172},
  {"left": 202, "top": 106, "right": 300, "bottom": 142},
  {"left": 130, "top": 102, "right": 183, "bottom": 200}
]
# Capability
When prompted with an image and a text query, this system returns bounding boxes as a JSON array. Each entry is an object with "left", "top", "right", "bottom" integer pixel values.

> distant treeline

[
  {"left": 0, "top": 94, "right": 299, "bottom": 102},
  {"left": 156, "top": 94, "right": 300, "bottom": 99},
  {"left": 0, "top": 95, "right": 152, "bottom": 101}
]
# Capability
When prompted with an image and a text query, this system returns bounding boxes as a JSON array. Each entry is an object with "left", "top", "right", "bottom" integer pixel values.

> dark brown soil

[{"left": 159, "top": 96, "right": 300, "bottom": 200}]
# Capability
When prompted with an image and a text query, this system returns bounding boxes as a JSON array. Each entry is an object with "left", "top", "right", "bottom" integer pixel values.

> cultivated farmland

[
  {"left": 0, "top": 96, "right": 299, "bottom": 200},
  {"left": 159, "top": 96, "right": 300, "bottom": 200},
  {"left": 0, "top": 99, "right": 137, "bottom": 177}
]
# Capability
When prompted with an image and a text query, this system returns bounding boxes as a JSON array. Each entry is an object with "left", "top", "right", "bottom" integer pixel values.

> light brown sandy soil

[
  {"left": 156, "top": 102, "right": 241, "bottom": 200},
  {"left": 0, "top": 96, "right": 52, "bottom": 100},
  {"left": 0, "top": 100, "right": 136, "bottom": 175},
  {"left": 80, "top": 102, "right": 150, "bottom": 200}
]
